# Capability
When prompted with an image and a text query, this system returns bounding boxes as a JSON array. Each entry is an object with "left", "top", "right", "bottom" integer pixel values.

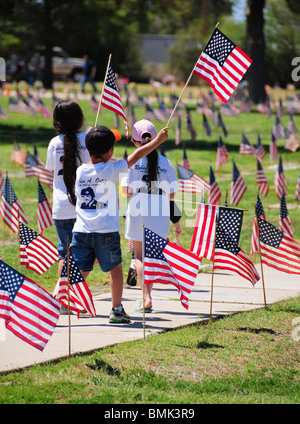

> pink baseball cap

[{"left": 132, "top": 119, "right": 157, "bottom": 144}]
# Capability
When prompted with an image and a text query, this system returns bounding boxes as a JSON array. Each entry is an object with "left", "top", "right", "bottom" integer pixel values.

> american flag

[
  {"left": 208, "top": 165, "right": 221, "bottom": 205},
  {"left": 192, "top": 28, "right": 252, "bottom": 103},
  {"left": 203, "top": 113, "right": 212, "bottom": 136},
  {"left": 250, "top": 194, "right": 266, "bottom": 255},
  {"left": 0, "top": 105, "right": 8, "bottom": 120},
  {"left": 177, "top": 164, "right": 210, "bottom": 195},
  {"left": 144, "top": 228, "right": 200, "bottom": 310},
  {"left": 12, "top": 141, "right": 26, "bottom": 167},
  {"left": 38, "top": 181, "right": 53, "bottom": 233},
  {"left": 269, "top": 133, "right": 278, "bottom": 163},
  {"left": 25, "top": 152, "right": 53, "bottom": 189},
  {"left": 0, "top": 259, "right": 60, "bottom": 351},
  {"left": 288, "top": 113, "right": 297, "bottom": 134},
  {"left": 186, "top": 108, "right": 196, "bottom": 141},
  {"left": 296, "top": 173, "right": 300, "bottom": 201},
  {"left": 129, "top": 103, "right": 137, "bottom": 128},
  {"left": 219, "top": 101, "right": 240, "bottom": 117},
  {"left": 255, "top": 135, "right": 266, "bottom": 161},
  {"left": 0, "top": 176, "right": 27, "bottom": 233},
  {"left": 37, "top": 98, "right": 52, "bottom": 118},
  {"left": 272, "top": 116, "right": 286, "bottom": 141},
  {"left": 0, "top": 169, "right": 4, "bottom": 197},
  {"left": 145, "top": 103, "right": 165, "bottom": 123},
  {"left": 258, "top": 217, "right": 300, "bottom": 275},
  {"left": 239, "top": 133, "right": 256, "bottom": 155},
  {"left": 276, "top": 99, "right": 284, "bottom": 118},
  {"left": 285, "top": 133, "right": 300, "bottom": 152},
  {"left": 230, "top": 161, "right": 247, "bottom": 206},
  {"left": 58, "top": 253, "right": 96, "bottom": 317},
  {"left": 182, "top": 147, "right": 191, "bottom": 170},
  {"left": 279, "top": 194, "right": 293, "bottom": 238},
  {"left": 101, "top": 64, "right": 129, "bottom": 138},
  {"left": 8, "top": 97, "right": 29, "bottom": 114},
  {"left": 19, "top": 222, "right": 58, "bottom": 275},
  {"left": 190, "top": 204, "right": 243, "bottom": 260},
  {"left": 256, "top": 160, "right": 269, "bottom": 197},
  {"left": 214, "top": 226, "right": 260, "bottom": 286},
  {"left": 159, "top": 100, "right": 173, "bottom": 119},
  {"left": 217, "top": 113, "right": 228, "bottom": 137},
  {"left": 216, "top": 136, "right": 228, "bottom": 170},
  {"left": 274, "top": 156, "right": 287, "bottom": 200},
  {"left": 175, "top": 117, "right": 182, "bottom": 145}
]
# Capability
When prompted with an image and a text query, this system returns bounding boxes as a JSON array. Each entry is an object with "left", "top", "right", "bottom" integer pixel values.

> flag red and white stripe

[
  {"left": 144, "top": 228, "right": 200, "bottom": 310},
  {"left": 37, "top": 181, "right": 53, "bottom": 233},
  {"left": 216, "top": 136, "right": 228, "bottom": 170},
  {"left": 279, "top": 194, "right": 293, "bottom": 238},
  {"left": 250, "top": 194, "right": 266, "bottom": 255},
  {"left": 258, "top": 217, "right": 300, "bottom": 275},
  {"left": 208, "top": 165, "right": 221, "bottom": 205},
  {"left": 274, "top": 156, "right": 287, "bottom": 199},
  {"left": 230, "top": 161, "right": 247, "bottom": 206},
  {"left": 0, "top": 259, "right": 60, "bottom": 351},
  {"left": 0, "top": 176, "right": 27, "bottom": 233},
  {"left": 256, "top": 161, "right": 269, "bottom": 197},
  {"left": 19, "top": 222, "right": 58, "bottom": 275},
  {"left": 58, "top": 254, "right": 96, "bottom": 317},
  {"left": 190, "top": 204, "right": 219, "bottom": 260},
  {"left": 101, "top": 64, "right": 129, "bottom": 138},
  {"left": 192, "top": 28, "right": 252, "bottom": 103},
  {"left": 177, "top": 164, "right": 210, "bottom": 195}
]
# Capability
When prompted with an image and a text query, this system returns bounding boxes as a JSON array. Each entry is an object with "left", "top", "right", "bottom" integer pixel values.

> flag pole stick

[
  {"left": 94, "top": 54, "right": 112, "bottom": 127},
  {"left": 18, "top": 210, "right": 21, "bottom": 272},
  {"left": 167, "top": 22, "right": 220, "bottom": 127},
  {"left": 142, "top": 221, "right": 146, "bottom": 340},
  {"left": 210, "top": 213, "right": 219, "bottom": 322},
  {"left": 67, "top": 236, "right": 71, "bottom": 358},
  {"left": 255, "top": 206, "right": 267, "bottom": 307}
]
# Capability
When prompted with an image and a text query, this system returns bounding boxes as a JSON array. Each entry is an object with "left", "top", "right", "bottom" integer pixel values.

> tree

[{"left": 246, "top": 0, "right": 266, "bottom": 104}]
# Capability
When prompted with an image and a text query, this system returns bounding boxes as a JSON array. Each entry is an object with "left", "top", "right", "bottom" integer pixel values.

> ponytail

[{"left": 53, "top": 100, "right": 84, "bottom": 205}]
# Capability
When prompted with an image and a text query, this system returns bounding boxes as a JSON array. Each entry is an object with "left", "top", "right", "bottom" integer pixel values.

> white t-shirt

[
  {"left": 123, "top": 155, "right": 178, "bottom": 241},
  {"left": 46, "top": 132, "right": 90, "bottom": 220},
  {"left": 73, "top": 159, "right": 128, "bottom": 233}
]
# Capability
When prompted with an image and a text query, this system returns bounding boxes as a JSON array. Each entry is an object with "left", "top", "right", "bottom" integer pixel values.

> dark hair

[
  {"left": 143, "top": 132, "right": 158, "bottom": 189},
  {"left": 53, "top": 100, "right": 84, "bottom": 205},
  {"left": 85, "top": 126, "right": 115, "bottom": 158}
]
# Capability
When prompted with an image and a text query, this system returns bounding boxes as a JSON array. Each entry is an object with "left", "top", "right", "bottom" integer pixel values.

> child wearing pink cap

[{"left": 122, "top": 119, "right": 179, "bottom": 312}]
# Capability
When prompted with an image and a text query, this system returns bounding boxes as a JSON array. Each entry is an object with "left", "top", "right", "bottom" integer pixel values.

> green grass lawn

[{"left": 0, "top": 296, "right": 299, "bottom": 404}]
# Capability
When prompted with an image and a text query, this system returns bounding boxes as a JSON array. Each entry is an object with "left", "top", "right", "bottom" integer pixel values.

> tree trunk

[
  {"left": 246, "top": 0, "right": 266, "bottom": 104},
  {"left": 42, "top": 0, "right": 53, "bottom": 89}
]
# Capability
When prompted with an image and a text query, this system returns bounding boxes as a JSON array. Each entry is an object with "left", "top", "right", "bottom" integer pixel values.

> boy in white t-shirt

[{"left": 71, "top": 125, "right": 169, "bottom": 323}]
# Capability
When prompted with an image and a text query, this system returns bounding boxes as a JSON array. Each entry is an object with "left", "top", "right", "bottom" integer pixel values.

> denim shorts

[
  {"left": 54, "top": 218, "right": 76, "bottom": 259},
  {"left": 70, "top": 231, "right": 122, "bottom": 273}
]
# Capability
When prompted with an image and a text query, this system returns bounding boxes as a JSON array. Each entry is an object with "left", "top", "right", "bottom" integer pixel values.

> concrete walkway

[{"left": 1, "top": 265, "right": 299, "bottom": 373}]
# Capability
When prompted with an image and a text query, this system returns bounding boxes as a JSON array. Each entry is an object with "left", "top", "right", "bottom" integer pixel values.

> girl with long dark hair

[
  {"left": 46, "top": 100, "right": 90, "bottom": 285},
  {"left": 122, "top": 119, "right": 179, "bottom": 312}
]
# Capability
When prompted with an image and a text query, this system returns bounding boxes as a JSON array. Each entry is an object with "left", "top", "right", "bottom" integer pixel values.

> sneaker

[
  {"left": 109, "top": 305, "right": 131, "bottom": 323},
  {"left": 126, "top": 267, "right": 137, "bottom": 286}
]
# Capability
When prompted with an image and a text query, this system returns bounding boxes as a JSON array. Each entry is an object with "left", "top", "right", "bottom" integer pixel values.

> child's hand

[{"left": 157, "top": 127, "right": 169, "bottom": 143}]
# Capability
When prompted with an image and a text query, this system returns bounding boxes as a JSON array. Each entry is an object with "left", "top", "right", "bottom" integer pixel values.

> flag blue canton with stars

[
  {"left": 215, "top": 227, "right": 241, "bottom": 256},
  {"left": 258, "top": 217, "right": 283, "bottom": 248},
  {"left": 38, "top": 181, "right": 47, "bottom": 203},
  {"left": 0, "top": 260, "right": 25, "bottom": 302},
  {"left": 61, "top": 254, "right": 85, "bottom": 284},
  {"left": 144, "top": 228, "right": 168, "bottom": 261},
  {"left": 3, "top": 177, "right": 17, "bottom": 204},
  {"left": 204, "top": 29, "right": 236, "bottom": 67}
]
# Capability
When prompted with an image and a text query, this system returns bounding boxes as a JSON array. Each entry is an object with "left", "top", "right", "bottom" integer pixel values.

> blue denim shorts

[
  {"left": 54, "top": 218, "right": 76, "bottom": 259},
  {"left": 70, "top": 231, "right": 122, "bottom": 273}
]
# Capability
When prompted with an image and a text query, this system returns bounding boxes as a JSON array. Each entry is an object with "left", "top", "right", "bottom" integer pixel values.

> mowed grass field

[{"left": 0, "top": 83, "right": 300, "bottom": 296}]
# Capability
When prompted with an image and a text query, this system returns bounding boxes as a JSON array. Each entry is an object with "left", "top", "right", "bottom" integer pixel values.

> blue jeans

[
  {"left": 54, "top": 219, "right": 76, "bottom": 259},
  {"left": 71, "top": 231, "right": 122, "bottom": 272}
]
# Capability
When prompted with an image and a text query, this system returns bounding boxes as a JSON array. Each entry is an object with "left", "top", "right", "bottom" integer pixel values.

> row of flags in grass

[{"left": 177, "top": 146, "right": 300, "bottom": 207}]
